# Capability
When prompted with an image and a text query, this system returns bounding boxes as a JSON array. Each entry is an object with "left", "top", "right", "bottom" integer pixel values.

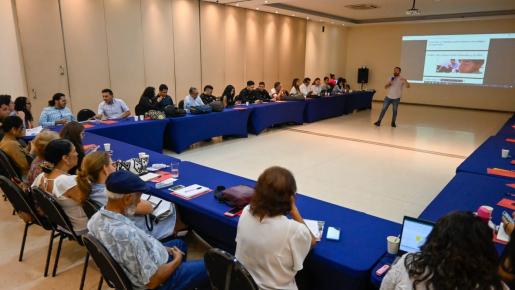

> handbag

[
  {"left": 146, "top": 110, "right": 166, "bottom": 120},
  {"left": 214, "top": 185, "right": 255, "bottom": 209},
  {"left": 164, "top": 105, "right": 186, "bottom": 117},
  {"left": 114, "top": 157, "right": 149, "bottom": 175},
  {"left": 190, "top": 105, "right": 212, "bottom": 115}
]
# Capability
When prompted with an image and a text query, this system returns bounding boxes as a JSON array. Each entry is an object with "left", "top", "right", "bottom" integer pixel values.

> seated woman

[
  {"left": 381, "top": 211, "right": 507, "bottom": 290},
  {"left": 27, "top": 130, "right": 60, "bottom": 185},
  {"left": 220, "top": 85, "right": 236, "bottom": 107},
  {"left": 135, "top": 86, "right": 158, "bottom": 116},
  {"left": 76, "top": 151, "right": 181, "bottom": 240},
  {"left": 310, "top": 78, "right": 322, "bottom": 96},
  {"left": 60, "top": 121, "right": 96, "bottom": 174},
  {"left": 290, "top": 78, "right": 301, "bottom": 96},
  {"left": 235, "top": 166, "right": 316, "bottom": 290},
  {"left": 32, "top": 139, "right": 88, "bottom": 235},
  {"left": 332, "top": 78, "right": 346, "bottom": 95},
  {"left": 0, "top": 116, "right": 32, "bottom": 178},
  {"left": 14, "top": 96, "right": 34, "bottom": 129},
  {"left": 499, "top": 213, "right": 515, "bottom": 288}
]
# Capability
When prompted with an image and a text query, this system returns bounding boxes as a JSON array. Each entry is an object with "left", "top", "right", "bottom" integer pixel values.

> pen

[{"left": 154, "top": 200, "right": 162, "bottom": 210}]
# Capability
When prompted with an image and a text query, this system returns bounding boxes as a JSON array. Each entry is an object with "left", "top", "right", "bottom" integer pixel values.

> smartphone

[
  {"left": 326, "top": 226, "right": 341, "bottom": 241},
  {"left": 376, "top": 264, "right": 390, "bottom": 277},
  {"left": 503, "top": 211, "right": 514, "bottom": 224},
  {"left": 169, "top": 185, "right": 185, "bottom": 191},
  {"left": 224, "top": 208, "right": 242, "bottom": 217}
]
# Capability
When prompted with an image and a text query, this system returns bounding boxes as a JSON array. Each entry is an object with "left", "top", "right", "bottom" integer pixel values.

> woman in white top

[
  {"left": 290, "top": 78, "right": 301, "bottom": 96},
  {"left": 76, "top": 151, "right": 181, "bottom": 240},
  {"left": 381, "top": 212, "right": 508, "bottom": 290},
  {"left": 235, "top": 166, "right": 316, "bottom": 290},
  {"left": 310, "top": 78, "right": 322, "bottom": 96},
  {"left": 32, "top": 139, "right": 88, "bottom": 235}
]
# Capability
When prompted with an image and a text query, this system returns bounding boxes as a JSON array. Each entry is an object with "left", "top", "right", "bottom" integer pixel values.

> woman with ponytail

[
  {"left": 32, "top": 139, "right": 88, "bottom": 234},
  {"left": 77, "top": 151, "right": 182, "bottom": 240}
]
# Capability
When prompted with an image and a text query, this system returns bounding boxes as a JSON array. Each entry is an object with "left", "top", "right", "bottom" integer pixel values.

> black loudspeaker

[{"left": 358, "top": 67, "right": 369, "bottom": 84}]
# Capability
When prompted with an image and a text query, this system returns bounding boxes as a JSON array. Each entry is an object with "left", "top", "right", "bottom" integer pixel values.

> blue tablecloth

[
  {"left": 343, "top": 91, "right": 375, "bottom": 114},
  {"left": 457, "top": 136, "right": 515, "bottom": 180},
  {"left": 140, "top": 160, "right": 400, "bottom": 290},
  {"left": 245, "top": 101, "right": 306, "bottom": 134},
  {"left": 164, "top": 108, "right": 251, "bottom": 153},
  {"left": 303, "top": 95, "right": 347, "bottom": 123},
  {"left": 496, "top": 116, "right": 515, "bottom": 138},
  {"left": 25, "top": 118, "right": 168, "bottom": 153}
]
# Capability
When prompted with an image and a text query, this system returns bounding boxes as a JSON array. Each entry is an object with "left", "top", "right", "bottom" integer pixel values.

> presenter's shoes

[
  {"left": 391, "top": 122, "right": 397, "bottom": 128},
  {"left": 374, "top": 121, "right": 381, "bottom": 127}
]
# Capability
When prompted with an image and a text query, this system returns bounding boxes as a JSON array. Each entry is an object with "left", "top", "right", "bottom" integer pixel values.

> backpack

[
  {"left": 190, "top": 105, "right": 212, "bottom": 115},
  {"left": 209, "top": 101, "right": 224, "bottom": 112},
  {"left": 164, "top": 105, "right": 186, "bottom": 118}
]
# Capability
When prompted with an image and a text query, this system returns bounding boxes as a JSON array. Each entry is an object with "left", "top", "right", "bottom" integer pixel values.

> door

[{"left": 15, "top": 0, "right": 70, "bottom": 123}]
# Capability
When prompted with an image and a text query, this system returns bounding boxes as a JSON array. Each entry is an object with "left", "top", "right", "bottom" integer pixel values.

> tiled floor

[{"left": 0, "top": 102, "right": 510, "bottom": 289}]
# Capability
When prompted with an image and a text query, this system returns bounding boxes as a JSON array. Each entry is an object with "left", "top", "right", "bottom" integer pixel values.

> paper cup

[
  {"left": 477, "top": 205, "right": 493, "bottom": 222},
  {"left": 103, "top": 143, "right": 111, "bottom": 152},
  {"left": 133, "top": 116, "right": 138, "bottom": 121},
  {"left": 138, "top": 152, "right": 146, "bottom": 159},
  {"left": 139, "top": 115, "right": 145, "bottom": 121},
  {"left": 387, "top": 236, "right": 400, "bottom": 255},
  {"left": 502, "top": 149, "right": 510, "bottom": 158}
]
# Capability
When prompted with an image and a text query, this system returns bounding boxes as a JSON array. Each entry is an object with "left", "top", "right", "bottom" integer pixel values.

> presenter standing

[{"left": 374, "top": 67, "right": 410, "bottom": 128}]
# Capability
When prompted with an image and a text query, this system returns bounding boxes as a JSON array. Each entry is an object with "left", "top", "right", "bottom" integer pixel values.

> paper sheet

[
  {"left": 25, "top": 126, "right": 43, "bottom": 136},
  {"left": 140, "top": 173, "right": 160, "bottom": 182},
  {"left": 497, "top": 222, "right": 511, "bottom": 243},
  {"left": 304, "top": 219, "right": 325, "bottom": 241}
]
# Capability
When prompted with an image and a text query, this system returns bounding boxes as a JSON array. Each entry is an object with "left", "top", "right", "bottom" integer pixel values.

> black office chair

[
  {"left": 32, "top": 188, "right": 90, "bottom": 290},
  {"left": 82, "top": 199, "right": 101, "bottom": 219},
  {"left": 178, "top": 100, "right": 185, "bottom": 110},
  {"left": 82, "top": 233, "right": 133, "bottom": 290},
  {"left": 0, "top": 176, "right": 57, "bottom": 276},
  {"left": 77, "top": 109, "right": 96, "bottom": 122},
  {"left": 0, "top": 149, "right": 21, "bottom": 181},
  {"left": 204, "top": 248, "right": 258, "bottom": 290}
]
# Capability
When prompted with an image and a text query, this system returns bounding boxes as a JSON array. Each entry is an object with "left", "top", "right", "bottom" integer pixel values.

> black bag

[
  {"left": 164, "top": 105, "right": 186, "bottom": 117},
  {"left": 209, "top": 101, "right": 224, "bottom": 112},
  {"left": 190, "top": 105, "right": 212, "bottom": 115},
  {"left": 214, "top": 185, "right": 255, "bottom": 209}
]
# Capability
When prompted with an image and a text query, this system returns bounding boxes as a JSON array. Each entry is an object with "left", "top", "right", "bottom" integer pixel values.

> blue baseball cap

[{"left": 106, "top": 170, "right": 150, "bottom": 194}]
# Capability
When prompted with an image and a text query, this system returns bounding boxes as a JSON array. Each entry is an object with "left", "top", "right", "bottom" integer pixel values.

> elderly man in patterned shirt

[{"left": 87, "top": 170, "right": 209, "bottom": 290}]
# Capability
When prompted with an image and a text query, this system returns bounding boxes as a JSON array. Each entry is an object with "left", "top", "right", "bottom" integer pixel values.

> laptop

[{"left": 393, "top": 216, "right": 435, "bottom": 264}]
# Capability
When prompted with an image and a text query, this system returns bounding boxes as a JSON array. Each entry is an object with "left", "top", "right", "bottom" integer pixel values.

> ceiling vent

[{"left": 344, "top": 4, "right": 379, "bottom": 10}]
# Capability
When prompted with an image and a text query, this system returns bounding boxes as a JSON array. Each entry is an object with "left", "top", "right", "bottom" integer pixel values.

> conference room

[{"left": 0, "top": 0, "right": 514, "bottom": 289}]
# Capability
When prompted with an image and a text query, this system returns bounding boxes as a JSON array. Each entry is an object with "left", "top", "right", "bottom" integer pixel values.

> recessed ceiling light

[
  {"left": 264, "top": 0, "right": 268, "bottom": 3},
  {"left": 256, "top": 7, "right": 260, "bottom": 10},
  {"left": 292, "top": 14, "right": 295, "bottom": 16},
  {"left": 342, "top": 23, "right": 345, "bottom": 26},
  {"left": 275, "top": 11, "right": 278, "bottom": 14},
  {"left": 236, "top": 3, "right": 239, "bottom": 6},
  {"left": 306, "top": 16, "right": 309, "bottom": 19}
]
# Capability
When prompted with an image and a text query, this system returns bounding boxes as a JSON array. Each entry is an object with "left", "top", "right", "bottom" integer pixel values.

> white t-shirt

[
  {"left": 387, "top": 77, "right": 406, "bottom": 100},
  {"left": 299, "top": 84, "right": 309, "bottom": 97},
  {"left": 235, "top": 206, "right": 312, "bottom": 290},
  {"left": 310, "top": 85, "right": 322, "bottom": 96}
]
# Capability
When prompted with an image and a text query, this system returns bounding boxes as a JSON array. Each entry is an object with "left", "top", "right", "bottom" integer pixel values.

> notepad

[
  {"left": 140, "top": 172, "right": 160, "bottom": 182},
  {"left": 496, "top": 222, "right": 511, "bottom": 244},
  {"left": 304, "top": 219, "right": 325, "bottom": 241},
  {"left": 141, "top": 194, "right": 174, "bottom": 220},
  {"left": 171, "top": 184, "right": 211, "bottom": 200},
  {"left": 25, "top": 126, "right": 43, "bottom": 136}
]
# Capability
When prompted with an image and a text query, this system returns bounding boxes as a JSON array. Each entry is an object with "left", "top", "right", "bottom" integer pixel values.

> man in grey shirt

[
  {"left": 87, "top": 170, "right": 208, "bottom": 290},
  {"left": 374, "top": 67, "right": 410, "bottom": 128}
]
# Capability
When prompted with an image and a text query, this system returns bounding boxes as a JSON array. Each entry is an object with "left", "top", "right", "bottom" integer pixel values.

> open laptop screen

[{"left": 399, "top": 217, "right": 434, "bottom": 254}]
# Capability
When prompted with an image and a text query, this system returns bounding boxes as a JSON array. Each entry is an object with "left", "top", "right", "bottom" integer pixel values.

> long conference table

[{"left": 82, "top": 132, "right": 400, "bottom": 290}]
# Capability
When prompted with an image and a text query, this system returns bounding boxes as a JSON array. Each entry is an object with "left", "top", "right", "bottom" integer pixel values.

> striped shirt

[
  {"left": 98, "top": 98, "right": 130, "bottom": 119},
  {"left": 39, "top": 106, "right": 75, "bottom": 127}
]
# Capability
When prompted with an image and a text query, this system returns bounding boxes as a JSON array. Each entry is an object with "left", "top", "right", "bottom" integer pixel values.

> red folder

[
  {"left": 506, "top": 138, "right": 515, "bottom": 143},
  {"left": 100, "top": 120, "right": 117, "bottom": 124},
  {"left": 498, "top": 198, "right": 515, "bottom": 210},
  {"left": 487, "top": 168, "right": 515, "bottom": 178},
  {"left": 82, "top": 124, "right": 95, "bottom": 129}
]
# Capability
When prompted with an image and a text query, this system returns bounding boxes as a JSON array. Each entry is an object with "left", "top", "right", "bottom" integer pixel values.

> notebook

[
  {"left": 171, "top": 184, "right": 211, "bottom": 200},
  {"left": 304, "top": 219, "right": 325, "bottom": 241}
]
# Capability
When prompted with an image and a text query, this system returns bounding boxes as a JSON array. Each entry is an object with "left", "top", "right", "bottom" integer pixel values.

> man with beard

[
  {"left": 374, "top": 67, "right": 410, "bottom": 128},
  {"left": 87, "top": 170, "right": 209, "bottom": 290}
]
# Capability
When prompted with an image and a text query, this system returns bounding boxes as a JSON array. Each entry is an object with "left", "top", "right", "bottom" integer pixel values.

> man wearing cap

[{"left": 87, "top": 170, "right": 209, "bottom": 290}]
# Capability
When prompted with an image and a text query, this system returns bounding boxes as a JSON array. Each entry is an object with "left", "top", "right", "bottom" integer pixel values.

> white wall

[{"left": 0, "top": 0, "right": 26, "bottom": 97}]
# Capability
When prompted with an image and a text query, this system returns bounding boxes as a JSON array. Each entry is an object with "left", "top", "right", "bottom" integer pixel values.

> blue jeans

[
  {"left": 377, "top": 96, "right": 400, "bottom": 123},
  {"left": 158, "top": 240, "right": 210, "bottom": 290}
]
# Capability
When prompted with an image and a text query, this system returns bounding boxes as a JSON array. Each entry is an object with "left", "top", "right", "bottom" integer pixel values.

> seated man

[
  {"left": 254, "top": 82, "right": 270, "bottom": 102},
  {"left": 269, "top": 82, "right": 287, "bottom": 101},
  {"left": 199, "top": 85, "right": 215, "bottom": 104},
  {"left": 183, "top": 87, "right": 205, "bottom": 111},
  {"left": 88, "top": 170, "right": 209, "bottom": 290},
  {"left": 97, "top": 89, "right": 131, "bottom": 120},
  {"left": 0, "top": 116, "right": 32, "bottom": 177},
  {"left": 299, "top": 78, "right": 311, "bottom": 98},
  {"left": 236, "top": 81, "right": 257, "bottom": 104},
  {"left": 156, "top": 84, "right": 174, "bottom": 110},
  {"left": 39, "top": 93, "right": 75, "bottom": 127},
  {"left": 0, "top": 95, "right": 14, "bottom": 141}
]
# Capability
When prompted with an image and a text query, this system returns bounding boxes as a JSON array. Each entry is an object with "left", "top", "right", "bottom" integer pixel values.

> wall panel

[
  {"left": 262, "top": 13, "right": 279, "bottom": 90},
  {"left": 244, "top": 10, "right": 264, "bottom": 87},
  {"left": 200, "top": 2, "right": 225, "bottom": 95},
  {"left": 104, "top": 0, "right": 145, "bottom": 111},
  {"left": 224, "top": 6, "right": 246, "bottom": 92},
  {"left": 60, "top": 0, "right": 110, "bottom": 112},
  {"left": 141, "top": 0, "right": 176, "bottom": 101}
]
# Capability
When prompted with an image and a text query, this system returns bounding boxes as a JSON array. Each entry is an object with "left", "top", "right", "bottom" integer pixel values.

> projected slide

[{"left": 400, "top": 33, "right": 515, "bottom": 88}]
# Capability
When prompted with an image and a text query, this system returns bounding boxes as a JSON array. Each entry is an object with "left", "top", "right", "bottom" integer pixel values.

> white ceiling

[{"left": 204, "top": 0, "right": 515, "bottom": 25}]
